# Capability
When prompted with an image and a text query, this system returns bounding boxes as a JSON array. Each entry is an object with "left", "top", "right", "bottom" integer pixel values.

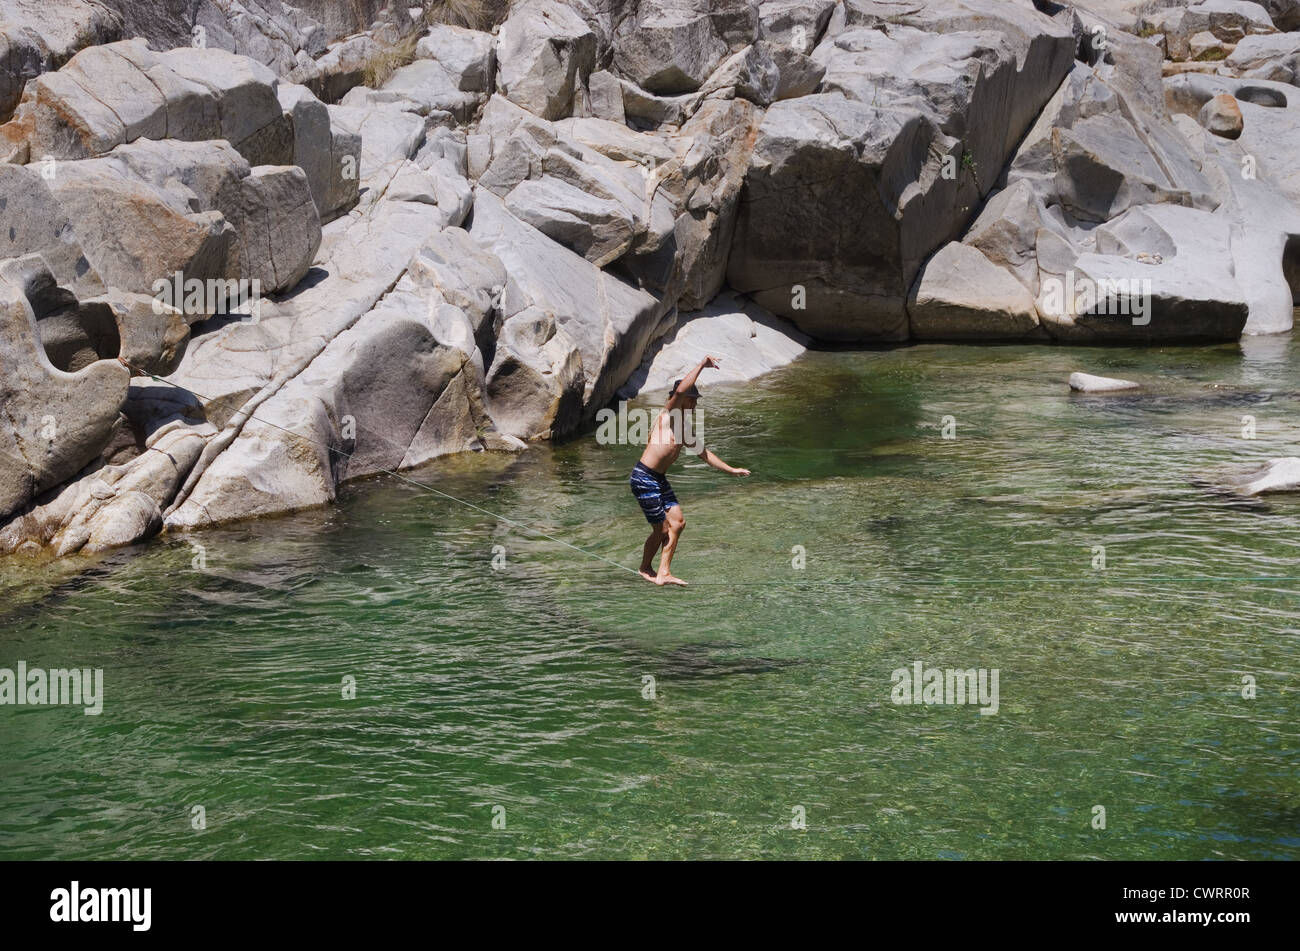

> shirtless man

[{"left": 628, "top": 356, "right": 750, "bottom": 586}]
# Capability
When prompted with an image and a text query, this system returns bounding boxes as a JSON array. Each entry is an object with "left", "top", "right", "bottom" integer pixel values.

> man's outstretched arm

[{"left": 698, "top": 446, "right": 750, "bottom": 476}]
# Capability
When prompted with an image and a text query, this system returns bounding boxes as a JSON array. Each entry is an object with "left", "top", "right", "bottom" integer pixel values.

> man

[{"left": 629, "top": 355, "right": 750, "bottom": 586}]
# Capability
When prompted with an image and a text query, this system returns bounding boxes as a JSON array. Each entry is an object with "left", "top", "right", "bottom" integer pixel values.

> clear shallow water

[{"left": 2, "top": 337, "right": 1298, "bottom": 859}]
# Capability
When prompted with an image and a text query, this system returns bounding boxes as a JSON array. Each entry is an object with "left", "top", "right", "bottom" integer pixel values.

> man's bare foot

[
  {"left": 639, "top": 569, "right": 658, "bottom": 583},
  {"left": 654, "top": 573, "right": 688, "bottom": 587}
]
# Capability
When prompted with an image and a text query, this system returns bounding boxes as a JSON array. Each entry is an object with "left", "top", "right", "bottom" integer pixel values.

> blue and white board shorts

[{"left": 629, "top": 461, "right": 679, "bottom": 525}]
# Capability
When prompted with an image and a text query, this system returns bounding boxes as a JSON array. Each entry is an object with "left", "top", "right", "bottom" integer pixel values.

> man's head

[{"left": 670, "top": 379, "right": 699, "bottom": 409}]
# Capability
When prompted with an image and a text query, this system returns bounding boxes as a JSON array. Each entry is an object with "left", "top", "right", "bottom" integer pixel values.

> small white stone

[{"left": 1069, "top": 372, "right": 1142, "bottom": 393}]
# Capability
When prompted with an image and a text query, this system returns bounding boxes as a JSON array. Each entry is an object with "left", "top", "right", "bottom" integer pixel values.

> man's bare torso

[{"left": 638, "top": 410, "right": 694, "bottom": 473}]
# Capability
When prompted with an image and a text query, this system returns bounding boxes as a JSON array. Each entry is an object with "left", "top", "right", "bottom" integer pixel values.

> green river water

[{"left": 1, "top": 338, "right": 1298, "bottom": 859}]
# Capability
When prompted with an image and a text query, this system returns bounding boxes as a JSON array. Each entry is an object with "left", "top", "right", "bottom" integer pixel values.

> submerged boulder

[{"left": 1218, "top": 457, "right": 1300, "bottom": 494}]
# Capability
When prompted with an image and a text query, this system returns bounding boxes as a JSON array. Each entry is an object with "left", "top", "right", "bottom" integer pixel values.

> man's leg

[
  {"left": 639, "top": 522, "right": 665, "bottom": 582},
  {"left": 655, "top": 505, "right": 687, "bottom": 586}
]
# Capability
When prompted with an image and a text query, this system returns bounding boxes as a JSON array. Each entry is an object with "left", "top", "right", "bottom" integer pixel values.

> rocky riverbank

[{"left": 2, "top": 0, "right": 1299, "bottom": 556}]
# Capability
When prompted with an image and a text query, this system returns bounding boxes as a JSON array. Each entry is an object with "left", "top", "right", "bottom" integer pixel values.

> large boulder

[
  {"left": 166, "top": 178, "right": 454, "bottom": 419},
  {"left": 341, "top": 55, "right": 482, "bottom": 122},
  {"left": 160, "top": 169, "right": 481, "bottom": 530},
  {"left": 587, "top": 69, "right": 626, "bottom": 122},
  {"left": 897, "top": 19, "right": 1281, "bottom": 345},
  {"left": 1225, "top": 32, "right": 1300, "bottom": 84},
  {"left": 0, "top": 38, "right": 359, "bottom": 191},
  {"left": 617, "top": 76, "right": 698, "bottom": 127},
  {"left": 0, "top": 255, "right": 129, "bottom": 522},
  {"left": 611, "top": 0, "right": 759, "bottom": 95},
  {"left": 43, "top": 151, "right": 237, "bottom": 299},
  {"left": 45, "top": 137, "right": 321, "bottom": 299},
  {"left": 1139, "top": 0, "right": 1276, "bottom": 61},
  {"left": 469, "top": 188, "right": 664, "bottom": 438},
  {"left": 472, "top": 95, "right": 663, "bottom": 273},
  {"left": 1170, "top": 74, "right": 1300, "bottom": 333},
  {"left": 727, "top": 0, "right": 1077, "bottom": 341},
  {"left": 408, "top": 225, "right": 508, "bottom": 361},
  {"left": 757, "top": 0, "right": 837, "bottom": 54},
  {"left": 0, "top": 163, "right": 103, "bottom": 297},
  {"left": 1036, "top": 204, "right": 1250, "bottom": 341},
  {"left": 415, "top": 23, "right": 496, "bottom": 93},
  {"left": 504, "top": 176, "right": 638, "bottom": 266},
  {"left": 327, "top": 101, "right": 429, "bottom": 200},
  {"left": 1009, "top": 63, "right": 1217, "bottom": 224},
  {"left": 556, "top": 116, "right": 677, "bottom": 167},
  {"left": 154, "top": 134, "right": 472, "bottom": 539},
  {"left": 288, "top": 31, "right": 381, "bottom": 103},
  {"left": 486, "top": 304, "right": 586, "bottom": 441},
  {"left": 662, "top": 97, "right": 764, "bottom": 310},
  {"left": 166, "top": 275, "right": 496, "bottom": 528},
  {"left": 909, "top": 242, "right": 1044, "bottom": 340},
  {"left": 277, "top": 82, "right": 360, "bottom": 221},
  {"left": 0, "top": 40, "right": 289, "bottom": 164},
  {"left": 230, "top": 163, "right": 321, "bottom": 292},
  {"left": 495, "top": 0, "right": 597, "bottom": 120},
  {"left": 0, "top": 0, "right": 122, "bottom": 121},
  {"left": 473, "top": 91, "right": 757, "bottom": 315},
  {"left": 1164, "top": 71, "right": 1300, "bottom": 332},
  {"left": 696, "top": 42, "right": 778, "bottom": 106},
  {"left": 194, "top": 0, "right": 329, "bottom": 75},
  {"left": 619, "top": 289, "right": 809, "bottom": 397},
  {"left": 694, "top": 39, "right": 824, "bottom": 106}
]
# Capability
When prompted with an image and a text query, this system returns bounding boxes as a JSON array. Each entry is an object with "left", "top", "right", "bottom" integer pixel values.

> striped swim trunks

[{"left": 629, "top": 461, "right": 679, "bottom": 524}]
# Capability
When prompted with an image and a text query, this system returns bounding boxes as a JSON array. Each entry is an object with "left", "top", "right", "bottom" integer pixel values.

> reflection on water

[{"left": 1, "top": 339, "right": 1298, "bottom": 859}]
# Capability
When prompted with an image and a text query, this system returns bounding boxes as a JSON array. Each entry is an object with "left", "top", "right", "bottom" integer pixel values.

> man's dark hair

[{"left": 670, "top": 379, "right": 700, "bottom": 399}]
